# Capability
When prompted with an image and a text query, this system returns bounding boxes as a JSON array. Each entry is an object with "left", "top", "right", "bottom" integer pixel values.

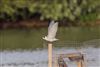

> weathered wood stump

[{"left": 55, "top": 53, "right": 86, "bottom": 67}]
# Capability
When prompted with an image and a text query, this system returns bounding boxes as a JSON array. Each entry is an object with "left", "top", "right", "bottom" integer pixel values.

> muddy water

[{"left": 0, "top": 47, "right": 100, "bottom": 67}]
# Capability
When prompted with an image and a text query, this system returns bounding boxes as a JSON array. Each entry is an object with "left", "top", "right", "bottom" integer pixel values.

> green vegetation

[
  {"left": 0, "top": 0, "right": 100, "bottom": 22},
  {"left": 0, "top": 0, "right": 100, "bottom": 50},
  {"left": 0, "top": 27, "right": 100, "bottom": 50}
]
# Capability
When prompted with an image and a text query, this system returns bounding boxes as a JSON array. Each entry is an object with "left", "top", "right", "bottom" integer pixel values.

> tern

[{"left": 43, "top": 21, "right": 58, "bottom": 42}]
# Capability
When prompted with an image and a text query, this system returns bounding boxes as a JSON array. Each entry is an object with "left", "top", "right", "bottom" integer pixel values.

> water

[{"left": 0, "top": 47, "right": 100, "bottom": 67}]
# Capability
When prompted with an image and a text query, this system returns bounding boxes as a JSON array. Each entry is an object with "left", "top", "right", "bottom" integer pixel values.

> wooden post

[
  {"left": 48, "top": 42, "right": 53, "bottom": 67},
  {"left": 77, "top": 60, "right": 83, "bottom": 67}
]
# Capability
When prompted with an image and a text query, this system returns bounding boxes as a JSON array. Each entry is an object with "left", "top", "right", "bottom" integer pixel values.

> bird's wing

[
  {"left": 48, "top": 21, "right": 55, "bottom": 31},
  {"left": 47, "top": 22, "right": 58, "bottom": 39}
]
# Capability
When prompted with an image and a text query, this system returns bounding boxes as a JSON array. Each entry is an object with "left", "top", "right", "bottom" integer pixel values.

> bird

[{"left": 43, "top": 21, "right": 58, "bottom": 42}]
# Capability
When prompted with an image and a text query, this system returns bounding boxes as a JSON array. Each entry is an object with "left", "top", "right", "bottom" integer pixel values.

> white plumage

[{"left": 43, "top": 21, "right": 58, "bottom": 42}]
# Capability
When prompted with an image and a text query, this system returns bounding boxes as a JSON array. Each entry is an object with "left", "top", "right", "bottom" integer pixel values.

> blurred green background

[
  {"left": 0, "top": 0, "right": 100, "bottom": 50},
  {"left": 0, "top": 27, "right": 100, "bottom": 50}
]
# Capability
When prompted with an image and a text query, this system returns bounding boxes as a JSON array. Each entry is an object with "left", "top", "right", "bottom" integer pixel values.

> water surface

[{"left": 0, "top": 47, "right": 100, "bottom": 67}]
